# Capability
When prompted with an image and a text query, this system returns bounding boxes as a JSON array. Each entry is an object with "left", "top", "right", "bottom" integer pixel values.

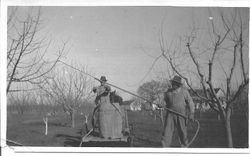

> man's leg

[
  {"left": 176, "top": 116, "right": 188, "bottom": 147},
  {"left": 161, "top": 113, "right": 175, "bottom": 147}
]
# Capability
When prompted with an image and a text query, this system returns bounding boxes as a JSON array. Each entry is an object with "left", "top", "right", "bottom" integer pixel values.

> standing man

[{"left": 161, "top": 75, "right": 195, "bottom": 147}]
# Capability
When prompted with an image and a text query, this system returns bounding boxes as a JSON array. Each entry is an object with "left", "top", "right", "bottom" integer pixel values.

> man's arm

[
  {"left": 106, "top": 85, "right": 111, "bottom": 92},
  {"left": 92, "top": 87, "right": 97, "bottom": 93},
  {"left": 104, "top": 85, "right": 111, "bottom": 92},
  {"left": 153, "top": 93, "right": 166, "bottom": 109}
]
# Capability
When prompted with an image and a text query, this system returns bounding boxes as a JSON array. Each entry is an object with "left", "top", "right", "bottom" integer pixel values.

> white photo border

[{"left": 1, "top": 0, "right": 250, "bottom": 155}]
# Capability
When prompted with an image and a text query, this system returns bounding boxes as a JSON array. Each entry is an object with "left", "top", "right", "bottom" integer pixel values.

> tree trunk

[
  {"left": 19, "top": 107, "right": 24, "bottom": 115},
  {"left": 43, "top": 116, "right": 48, "bottom": 136},
  {"left": 84, "top": 114, "right": 89, "bottom": 133},
  {"left": 70, "top": 109, "right": 76, "bottom": 128},
  {"left": 160, "top": 109, "right": 164, "bottom": 126},
  {"left": 45, "top": 118, "right": 48, "bottom": 135},
  {"left": 224, "top": 108, "right": 233, "bottom": 147},
  {"left": 217, "top": 113, "right": 221, "bottom": 120}
]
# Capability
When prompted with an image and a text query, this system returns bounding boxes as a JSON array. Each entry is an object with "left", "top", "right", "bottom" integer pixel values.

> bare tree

[
  {"left": 40, "top": 65, "right": 94, "bottom": 128},
  {"left": 39, "top": 97, "right": 50, "bottom": 136},
  {"left": 34, "top": 93, "right": 58, "bottom": 136},
  {"left": 7, "top": 7, "right": 65, "bottom": 93},
  {"left": 159, "top": 8, "right": 248, "bottom": 147}
]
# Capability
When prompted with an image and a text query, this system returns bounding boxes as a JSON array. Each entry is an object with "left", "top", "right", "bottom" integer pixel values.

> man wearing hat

[
  {"left": 161, "top": 75, "right": 195, "bottom": 147},
  {"left": 92, "top": 76, "right": 123, "bottom": 139},
  {"left": 92, "top": 76, "right": 111, "bottom": 136},
  {"left": 93, "top": 76, "right": 111, "bottom": 104}
]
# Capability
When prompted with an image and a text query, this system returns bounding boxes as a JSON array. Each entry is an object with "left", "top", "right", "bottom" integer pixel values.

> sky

[{"left": 7, "top": 6, "right": 249, "bottom": 100}]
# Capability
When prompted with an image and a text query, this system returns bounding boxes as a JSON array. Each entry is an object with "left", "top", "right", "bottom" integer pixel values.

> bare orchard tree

[
  {"left": 33, "top": 92, "right": 58, "bottom": 136},
  {"left": 7, "top": 7, "right": 65, "bottom": 93},
  {"left": 80, "top": 101, "right": 95, "bottom": 134},
  {"left": 39, "top": 95, "right": 51, "bottom": 136},
  {"left": 159, "top": 8, "right": 248, "bottom": 147},
  {"left": 40, "top": 65, "right": 94, "bottom": 128}
]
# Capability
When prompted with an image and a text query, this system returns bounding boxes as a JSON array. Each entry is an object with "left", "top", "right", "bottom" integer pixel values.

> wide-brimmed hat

[
  {"left": 100, "top": 76, "right": 107, "bottom": 82},
  {"left": 170, "top": 75, "right": 182, "bottom": 85}
]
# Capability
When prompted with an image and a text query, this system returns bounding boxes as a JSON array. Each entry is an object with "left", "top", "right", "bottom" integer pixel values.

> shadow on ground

[
  {"left": 56, "top": 128, "right": 132, "bottom": 147},
  {"left": 56, "top": 133, "right": 82, "bottom": 147}
]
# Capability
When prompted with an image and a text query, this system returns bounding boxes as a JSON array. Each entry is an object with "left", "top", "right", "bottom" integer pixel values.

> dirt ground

[
  {"left": 7, "top": 110, "right": 248, "bottom": 148},
  {"left": 128, "top": 111, "right": 248, "bottom": 148}
]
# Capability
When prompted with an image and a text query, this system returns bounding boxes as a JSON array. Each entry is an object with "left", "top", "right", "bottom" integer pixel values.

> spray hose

[{"left": 59, "top": 60, "right": 200, "bottom": 147}]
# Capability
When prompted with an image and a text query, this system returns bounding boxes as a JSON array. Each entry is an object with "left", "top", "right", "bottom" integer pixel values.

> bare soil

[{"left": 7, "top": 110, "right": 248, "bottom": 147}]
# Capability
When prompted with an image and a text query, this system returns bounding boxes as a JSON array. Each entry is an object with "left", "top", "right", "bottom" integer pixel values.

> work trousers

[{"left": 161, "top": 112, "right": 188, "bottom": 147}]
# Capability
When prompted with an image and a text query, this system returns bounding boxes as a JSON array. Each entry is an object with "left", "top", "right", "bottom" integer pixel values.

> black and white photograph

[{"left": 0, "top": 0, "right": 249, "bottom": 155}]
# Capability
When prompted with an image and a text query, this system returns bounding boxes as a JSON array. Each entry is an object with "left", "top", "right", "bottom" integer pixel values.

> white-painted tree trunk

[
  {"left": 84, "top": 114, "right": 89, "bottom": 133},
  {"left": 70, "top": 109, "right": 76, "bottom": 128},
  {"left": 43, "top": 116, "right": 48, "bottom": 136},
  {"left": 84, "top": 114, "right": 89, "bottom": 124}
]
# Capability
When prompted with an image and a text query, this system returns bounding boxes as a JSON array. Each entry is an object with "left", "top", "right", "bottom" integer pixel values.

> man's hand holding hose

[{"left": 189, "top": 113, "right": 195, "bottom": 122}]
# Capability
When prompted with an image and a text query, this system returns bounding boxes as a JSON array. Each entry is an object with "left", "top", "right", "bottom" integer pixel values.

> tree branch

[{"left": 226, "top": 44, "right": 237, "bottom": 100}]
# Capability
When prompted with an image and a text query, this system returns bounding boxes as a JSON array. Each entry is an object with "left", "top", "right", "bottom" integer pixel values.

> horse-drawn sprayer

[{"left": 59, "top": 60, "right": 200, "bottom": 148}]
